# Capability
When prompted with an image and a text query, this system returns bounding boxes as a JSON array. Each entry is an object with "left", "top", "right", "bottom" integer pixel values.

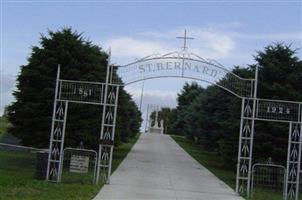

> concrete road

[{"left": 94, "top": 133, "right": 243, "bottom": 200}]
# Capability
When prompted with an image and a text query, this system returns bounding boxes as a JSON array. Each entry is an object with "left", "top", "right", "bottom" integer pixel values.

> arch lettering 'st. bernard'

[
  {"left": 137, "top": 60, "right": 223, "bottom": 80},
  {"left": 117, "top": 52, "right": 254, "bottom": 98}
]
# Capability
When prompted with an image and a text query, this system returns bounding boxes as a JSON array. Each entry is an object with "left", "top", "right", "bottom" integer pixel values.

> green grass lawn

[
  {"left": 0, "top": 134, "right": 140, "bottom": 200},
  {"left": 171, "top": 135, "right": 299, "bottom": 200}
]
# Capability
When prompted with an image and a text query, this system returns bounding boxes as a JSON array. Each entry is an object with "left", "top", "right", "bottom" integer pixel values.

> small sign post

[{"left": 69, "top": 155, "right": 89, "bottom": 173}]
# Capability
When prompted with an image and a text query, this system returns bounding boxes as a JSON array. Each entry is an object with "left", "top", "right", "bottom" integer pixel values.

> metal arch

[
  {"left": 118, "top": 54, "right": 253, "bottom": 82},
  {"left": 187, "top": 52, "right": 210, "bottom": 63},
  {"left": 116, "top": 52, "right": 255, "bottom": 99},
  {"left": 123, "top": 75, "right": 248, "bottom": 99}
]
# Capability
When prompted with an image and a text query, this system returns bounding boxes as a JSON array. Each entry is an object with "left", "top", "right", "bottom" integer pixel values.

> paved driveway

[{"left": 94, "top": 133, "right": 243, "bottom": 200}]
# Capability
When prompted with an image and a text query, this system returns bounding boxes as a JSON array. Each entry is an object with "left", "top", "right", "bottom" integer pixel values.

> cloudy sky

[{"left": 0, "top": 1, "right": 301, "bottom": 126}]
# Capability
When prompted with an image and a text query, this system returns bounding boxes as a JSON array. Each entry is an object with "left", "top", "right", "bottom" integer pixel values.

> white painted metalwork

[
  {"left": 96, "top": 50, "right": 120, "bottom": 184},
  {"left": 233, "top": 66, "right": 302, "bottom": 199},
  {"left": 61, "top": 147, "right": 97, "bottom": 184},
  {"left": 47, "top": 65, "right": 69, "bottom": 182},
  {"left": 58, "top": 80, "right": 119, "bottom": 106},
  {"left": 251, "top": 163, "right": 286, "bottom": 199},
  {"left": 285, "top": 122, "right": 302, "bottom": 200},
  {"left": 236, "top": 66, "right": 258, "bottom": 197},
  {"left": 47, "top": 53, "right": 120, "bottom": 185},
  {"left": 117, "top": 52, "right": 254, "bottom": 98},
  {"left": 253, "top": 98, "right": 301, "bottom": 123}
]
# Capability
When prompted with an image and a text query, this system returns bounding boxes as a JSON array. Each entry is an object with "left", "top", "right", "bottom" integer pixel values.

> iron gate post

[
  {"left": 46, "top": 65, "right": 61, "bottom": 181},
  {"left": 285, "top": 121, "right": 302, "bottom": 200},
  {"left": 96, "top": 50, "right": 111, "bottom": 184},
  {"left": 46, "top": 65, "right": 69, "bottom": 182},
  {"left": 96, "top": 50, "right": 120, "bottom": 184},
  {"left": 236, "top": 66, "right": 258, "bottom": 197}
]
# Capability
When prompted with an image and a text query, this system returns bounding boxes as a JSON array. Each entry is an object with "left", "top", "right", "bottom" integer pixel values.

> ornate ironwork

[
  {"left": 59, "top": 80, "right": 105, "bottom": 104},
  {"left": 285, "top": 122, "right": 302, "bottom": 200},
  {"left": 46, "top": 62, "right": 120, "bottom": 184},
  {"left": 236, "top": 98, "right": 256, "bottom": 196},
  {"left": 96, "top": 85, "right": 119, "bottom": 184},
  {"left": 47, "top": 99, "right": 68, "bottom": 182},
  {"left": 117, "top": 51, "right": 254, "bottom": 98},
  {"left": 61, "top": 148, "right": 98, "bottom": 184},
  {"left": 251, "top": 163, "right": 286, "bottom": 199},
  {"left": 58, "top": 79, "right": 119, "bottom": 106},
  {"left": 96, "top": 52, "right": 120, "bottom": 184},
  {"left": 255, "top": 99, "right": 301, "bottom": 123}
]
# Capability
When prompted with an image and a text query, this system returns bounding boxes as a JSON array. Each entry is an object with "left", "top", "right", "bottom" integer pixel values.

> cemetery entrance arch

[{"left": 46, "top": 33, "right": 301, "bottom": 200}]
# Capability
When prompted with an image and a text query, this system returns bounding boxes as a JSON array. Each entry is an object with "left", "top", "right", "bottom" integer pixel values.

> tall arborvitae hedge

[
  {"left": 161, "top": 43, "right": 302, "bottom": 167},
  {"left": 7, "top": 28, "right": 141, "bottom": 148}
]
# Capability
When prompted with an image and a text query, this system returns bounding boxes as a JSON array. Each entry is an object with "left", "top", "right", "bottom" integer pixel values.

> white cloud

[
  {"left": 0, "top": 73, "right": 16, "bottom": 114},
  {"left": 105, "top": 25, "right": 301, "bottom": 66},
  {"left": 185, "top": 28, "right": 235, "bottom": 58},
  {"left": 104, "top": 37, "right": 171, "bottom": 62},
  {"left": 104, "top": 26, "right": 237, "bottom": 63}
]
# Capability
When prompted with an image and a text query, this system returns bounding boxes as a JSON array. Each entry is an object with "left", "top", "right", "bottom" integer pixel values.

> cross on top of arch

[{"left": 176, "top": 29, "right": 194, "bottom": 51}]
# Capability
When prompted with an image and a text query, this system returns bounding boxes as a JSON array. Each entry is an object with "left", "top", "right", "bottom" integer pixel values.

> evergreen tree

[
  {"left": 7, "top": 28, "right": 141, "bottom": 148},
  {"left": 170, "top": 82, "right": 204, "bottom": 136},
  {"left": 164, "top": 43, "right": 301, "bottom": 166},
  {"left": 116, "top": 90, "right": 142, "bottom": 143},
  {"left": 252, "top": 43, "right": 302, "bottom": 164}
]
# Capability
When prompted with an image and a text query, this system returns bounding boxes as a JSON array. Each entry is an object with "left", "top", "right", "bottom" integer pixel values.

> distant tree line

[
  {"left": 156, "top": 43, "right": 302, "bottom": 168},
  {"left": 7, "top": 28, "right": 142, "bottom": 148}
]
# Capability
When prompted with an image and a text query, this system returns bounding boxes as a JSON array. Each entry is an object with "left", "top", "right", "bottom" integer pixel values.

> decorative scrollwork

[{"left": 117, "top": 51, "right": 254, "bottom": 98}]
